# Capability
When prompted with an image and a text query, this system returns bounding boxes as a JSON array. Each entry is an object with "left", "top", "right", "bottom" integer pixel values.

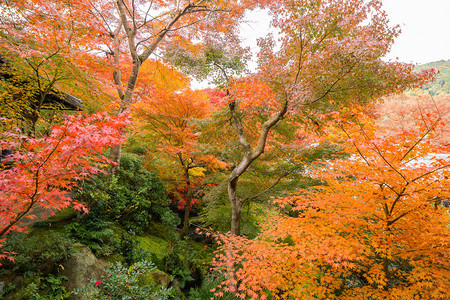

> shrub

[
  {"left": 1, "top": 231, "right": 74, "bottom": 275},
  {"left": 120, "top": 231, "right": 139, "bottom": 265},
  {"left": 74, "top": 260, "right": 173, "bottom": 300},
  {"left": 188, "top": 274, "right": 236, "bottom": 300},
  {"left": 39, "top": 274, "right": 71, "bottom": 299},
  {"left": 67, "top": 218, "right": 119, "bottom": 257},
  {"left": 161, "top": 232, "right": 196, "bottom": 290},
  {"left": 75, "top": 153, "right": 168, "bottom": 233}
]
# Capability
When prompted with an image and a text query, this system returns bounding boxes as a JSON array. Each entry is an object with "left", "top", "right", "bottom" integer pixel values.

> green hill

[{"left": 415, "top": 60, "right": 450, "bottom": 95}]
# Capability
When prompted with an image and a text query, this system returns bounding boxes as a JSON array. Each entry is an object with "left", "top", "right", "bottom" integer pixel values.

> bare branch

[
  {"left": 340, "top": 124, "right": 371, "bottom": 167},
  {"left": 143, "top": 0, "right": 155, "bottom": 24},
  {"left": 401, "top": 116, "right": 442, "bottom": 162},
  {"left": 241, "top": 172, "right": 289, "bottom": 205},
  {"left": 411, "top": 164, "right": 450, "bottom": 183},
  {"left": 228, "top": 91, "right": 251, "bottom": 153},
  {"left": 252, "top": 96, "right": 289, "bottom": 160},
  {"left": 303, "top": 62, "right": 357, "bottom": 106},
  {"left": 357, "top": 120, "right": 408, "bottom": 182},
  {"left": 389, "top": 186, "right": 407, "bottom": 215}
]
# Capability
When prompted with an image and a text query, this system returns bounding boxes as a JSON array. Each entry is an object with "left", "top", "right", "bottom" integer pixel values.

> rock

[
  {"left": 149, "top": 270, "right": 171, "bottom": 288},
  {"left": 60, "top": 243, "right": 107, "bottom": 299},
  {"left": 169, "top": 278, "right": 182, "bottom": 293}
]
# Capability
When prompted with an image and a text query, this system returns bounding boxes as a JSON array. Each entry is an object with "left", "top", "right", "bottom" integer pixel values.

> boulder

[
  {"left": 60, "top": 243, "right": 107, "bottom": 299},
  {"left": 169, "top": 278, "right": 182, "bottom": 293},
  {"left": 149, "top": 270, "right": 171, "bottom": 288}
]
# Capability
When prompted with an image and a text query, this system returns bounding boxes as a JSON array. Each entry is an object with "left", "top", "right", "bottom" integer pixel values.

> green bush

[
  {"left": 188, "top": 274, "right": 236, "bottom": 300},
  {"left": 68, "top": 218, "right": 119, "bottom": 257},
  {"left": 75, "top": 153, "right": 168, "bottom": 233},
  {"left": 1, "top": 231, "right": 74, "bottom": 275},
  {"left": 152, "top": 205, "right": 181, "bottom": 229},
  {"left": 161, "top": 232, "right": 197, "bottom": 290},
  {"left": 74, "top": 260, "right": 173, "bottom": 300},
  {"left": 120, "top": 232, "right": 140, "bottom": 265},
  {"left": 39, "top": 274, "right": 71, "bottom": 299}
]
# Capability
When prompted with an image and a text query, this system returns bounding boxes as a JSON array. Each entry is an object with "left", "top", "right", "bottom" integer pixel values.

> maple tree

[
  {"left": 198, "top": 91, "right": 341, "bottom": 235},
  {"left": 0, "top": 54, "right": 97, "bottom": 138},
  {"left": 132, "top": 82, "right": 226, "bottom": 237},
  {"left": 0, "top": 1, "right": 115, "bottom": 137},
  {"left": 211, "top": 105, "right": 449, "bottom": 299},
  {"left": 376, "top": 93, "right": 449, "bottom": 146},
  {"left": 1, "top": 0, "right": 272, "bottom": 173},
  {"left": 0, "top": 112, "right": 129, "bottom": 264},
  {"left": 199, "top": 0, "right": 435, "bottom": 235}
]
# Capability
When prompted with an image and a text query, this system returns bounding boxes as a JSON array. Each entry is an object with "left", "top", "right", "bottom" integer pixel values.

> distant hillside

[{"left": 413, "top": 60, "right": 450, "bottom": 95}]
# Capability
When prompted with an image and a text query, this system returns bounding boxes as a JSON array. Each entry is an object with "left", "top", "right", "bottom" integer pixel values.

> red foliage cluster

[{"left": 0, "top": 112, "right": 129, "bottom": 264}]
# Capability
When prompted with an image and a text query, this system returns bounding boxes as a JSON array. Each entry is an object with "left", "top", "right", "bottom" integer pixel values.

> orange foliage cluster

[
  {"left": 133, "top": 88, "right": 210, "bottom": 156},
  {"left": 130, "top": 65, "right": 227, "bottom": 219},
  {"left": 376, "top": 94, "right": 449, "bottom": 146},
  {"left": 212, "top": 106, "right": 449, "bottom": 299}
]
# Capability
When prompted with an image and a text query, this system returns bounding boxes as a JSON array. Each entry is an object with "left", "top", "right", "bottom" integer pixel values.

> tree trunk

[
  {"left": 226, "top": 93, "right": 288, "bottom": 235},
  {"left": 109, "top": 143, "right": 122, "bottom": 176},
  {"left": 229, "top": 178, "right": 242, "bottom": 235},
  {"left": 180, "top": 168, "right": 192, "bottom": 238},
  {"left": 228, "top": 173, "right": 243, "bottom": 235},
  {"left": 108, "top": 0, "right": 195, "bottom": 174}
]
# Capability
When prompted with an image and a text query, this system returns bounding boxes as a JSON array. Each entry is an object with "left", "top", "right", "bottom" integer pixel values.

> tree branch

[{"left": 241, "top": 172, "right": 289, "bottom": 205}]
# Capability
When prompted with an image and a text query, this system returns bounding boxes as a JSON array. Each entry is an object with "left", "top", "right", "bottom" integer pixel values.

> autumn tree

[
  {"left": 1, "top": 0, "right": 272, "bottom": 172},
  {"left": 376, "top": 93, "right": 449, "bottom": 145},
  {"left": 0, "top": 112, "right": 129, "bottom": 264},
  {"left": 0, "top": 1, "right": 109, "bottom": 137},
  {"left": 211, "top": 106, "right": 449, "bottom": 299},
  {"left": 132, "top": 76, "right": 226, "bottom": 237},
  {"left": 197, "top": 87, "right": 340, "bottom": 235},
  {"left": 204, "top": 0, "right": 434, "bottom": 235}
]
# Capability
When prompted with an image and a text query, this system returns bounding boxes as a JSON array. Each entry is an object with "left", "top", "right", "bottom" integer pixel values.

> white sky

[
  {"left": 194, "top": 1, "right": 449, "bottom": 88},
  {"left": 240, "top": 0, "right": 450, "bottom": 66},
  {"left": 382, "top": 0, "right": 450, "bottom": 64}
]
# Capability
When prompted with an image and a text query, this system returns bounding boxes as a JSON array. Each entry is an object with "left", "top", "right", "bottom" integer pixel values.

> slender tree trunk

[
  {"left": 229, "top": 178, "right": 242, "bottom": 235},
  {"left": 180, "top": 167, "right": 192, "bottom": 237},
  {"left": 226, "top": 96, "right": 288, "bottom": 235},
  {"left": 108, "top": 0, "right": 196, "bottom": 173},
  {"left": 228, "top": 155, "right": 253, "bottom": 235},
  {"left": 109, "top": 144, "right": 122, "bottom": 176}
]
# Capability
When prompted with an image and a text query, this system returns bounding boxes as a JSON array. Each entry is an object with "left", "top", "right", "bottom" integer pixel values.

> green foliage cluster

[
  {"left": 188, "top": 274, "right": 236, "bottom": 300},
  {"left": 0, "top": 232, "right": 73, "bottom": 299},
  {"left": 37, "top": 275, "right": 71, "bottom": 300},
  {"left": 133, "top": 230, "right": 204, "bottom": 294},
  {"left": 1, "top": 274, "right": 71, "bottom": 300},
  {"left": 414, "top": 60, "right": 450, "bottom": 95},
  {"left": 74, "top": 260, "right": 173, "bottom": 300},
  {"left": 165, "top": 44, "right": 248, "bottom": 86},
  {"left": 195, "top": 142, "right": 344, "bottom": 237},
  {"left": 68, "top": 218, "right": 119, "bottom": 257},
  {"left": 75, "top": 153, "right": 169, "bottom": 234},
  {"left": 1, "top": 231, "right": 74, "bottom": 276},
  {"left": 160, "top": 232, "right": 197, "bottom": 290}
]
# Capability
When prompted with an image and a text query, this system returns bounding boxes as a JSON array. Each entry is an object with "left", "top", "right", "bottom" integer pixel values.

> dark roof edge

[
  {"left": 62, "top": 92, "right": 83, "bottom": 109},
  {"left": 1, "top": 55, "right": 83, "bottom": 110}
]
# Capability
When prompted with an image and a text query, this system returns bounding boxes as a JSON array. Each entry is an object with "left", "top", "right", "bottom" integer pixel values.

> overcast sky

[
  {"left": 383, "top": 0, "right": 450, "bottom": 64},
  {"left": 196, "top": 1, "right": 449, "bottom": 88},
  {"left": 240, "top": 0, "right": 450, "bottom": 66}
]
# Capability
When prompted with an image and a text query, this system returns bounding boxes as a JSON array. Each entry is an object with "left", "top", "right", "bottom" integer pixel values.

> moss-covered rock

[
  {"left": 148, "top": 270, "right": 170, "bottom": 288},
  {"left": 60, "top": 243, "right": 107, "bottom": 299}
]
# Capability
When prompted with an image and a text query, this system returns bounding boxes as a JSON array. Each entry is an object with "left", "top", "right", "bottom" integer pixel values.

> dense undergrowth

[{"left": 0, "top": 154, "right": 236, "bottom": 299}]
